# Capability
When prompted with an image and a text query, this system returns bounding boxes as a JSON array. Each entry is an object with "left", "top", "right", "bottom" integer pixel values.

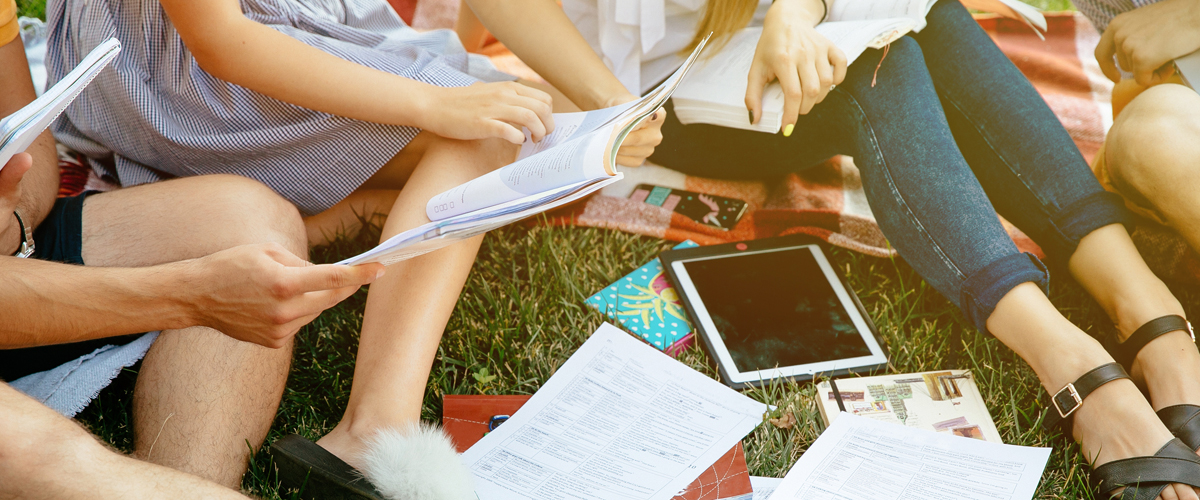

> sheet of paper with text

[
  {"left": 461, "top": 323, "right": 768, "bottom": 499},
  {"left": 767, "top": 413, "right": 1050, "bottom": 500}
]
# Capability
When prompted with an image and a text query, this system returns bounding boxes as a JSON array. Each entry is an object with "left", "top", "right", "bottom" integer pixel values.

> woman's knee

[
  {"left": 1108, "top": 84, "right": 1200, "bottom": 193},
  {"left": 428, "top": 135, "right": 520, "bottom": 176}
]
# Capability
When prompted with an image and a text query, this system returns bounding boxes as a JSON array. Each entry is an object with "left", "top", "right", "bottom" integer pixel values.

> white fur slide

[
  {"left": 359, "top": 423, "right": 477, "bottom": 500},
  {"left": 270, "top": 424, "right": 474, "bottom": 500}
]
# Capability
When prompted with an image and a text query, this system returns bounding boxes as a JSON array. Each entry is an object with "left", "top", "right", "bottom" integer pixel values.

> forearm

[
  {"left": 465, "top": 0, "right": 633, "bottom": 110},
  {"left": 0, "top": 257, "right": 197, "bottom": 348},
  {"left": 163, "top": 5, "right": 439, "bottom": 128},
  {"left": 0, "top": 38, "right": 61, "bottom": 254}
]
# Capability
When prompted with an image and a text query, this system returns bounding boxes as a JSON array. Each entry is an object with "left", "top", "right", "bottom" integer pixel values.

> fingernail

[
  {"left": 783, "top": 124, "right": 794, "bottom": 137},
  {"left": 376, "top": 269, "right": 386, "bottom": 280},
  {"left": 747, "top": 109, "right": 754, "bottom": 124}
]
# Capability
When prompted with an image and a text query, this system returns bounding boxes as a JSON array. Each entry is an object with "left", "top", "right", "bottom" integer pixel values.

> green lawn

[
  {"left": 71, "top": 218, "right": 1200, "bottom": 499},
  {"left": 18, "top": 0, "right": 1168, "bottom": 499}
]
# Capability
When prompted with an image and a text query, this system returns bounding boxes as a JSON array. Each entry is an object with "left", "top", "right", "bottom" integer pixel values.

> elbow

[
  {"left": 177, "top": 17, "right": 252, "bottom": 83},
  {"left": 187, "top": 40, "right": 236, "bottom": 82}
]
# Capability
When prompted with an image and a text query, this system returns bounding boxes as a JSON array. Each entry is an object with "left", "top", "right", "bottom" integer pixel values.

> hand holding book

[
  {"left": 746, "top": 0, "right": 848, "bottom": 129},
  {"left": 674, "top": 0, "right": 1046, "bottom": 134},
  {"left": 418, "top": 82, "right": 556, "bottom": 145}
]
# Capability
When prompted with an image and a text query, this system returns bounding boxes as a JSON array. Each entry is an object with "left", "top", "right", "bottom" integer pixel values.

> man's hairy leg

[
  {"left": 80, "top": 175, "right": 307, "bottom": 487},
  {"left": 0, "top": 383, "right": 250, "bottom": 500}
]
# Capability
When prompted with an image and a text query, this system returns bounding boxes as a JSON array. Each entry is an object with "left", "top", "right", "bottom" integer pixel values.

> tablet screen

[{"left": 681, "top": 247, "right": 871, "bottom": 373}]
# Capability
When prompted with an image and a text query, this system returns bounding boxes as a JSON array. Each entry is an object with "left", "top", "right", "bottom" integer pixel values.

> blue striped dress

[{"left": 44, "top": 0, "right": 493, "bottom": 215}]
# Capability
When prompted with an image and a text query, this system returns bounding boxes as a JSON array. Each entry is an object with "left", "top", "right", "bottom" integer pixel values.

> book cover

[
  {"left": 585, "top": 240, "right": 700, "bottom": 355},
  {"left": 815, "top": 370, "right": 1002, "bottom": 443},
  {"left": 443, "top": 394, "right": 753, "bottom": 500}
]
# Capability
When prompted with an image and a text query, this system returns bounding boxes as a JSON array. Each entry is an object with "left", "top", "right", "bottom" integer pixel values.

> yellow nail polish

[{"left": 783, "top": 124, "right": 794, "bottom": 137}]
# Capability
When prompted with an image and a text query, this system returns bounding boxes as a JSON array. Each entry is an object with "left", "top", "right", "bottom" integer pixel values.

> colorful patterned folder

[{"left": 585, "top": 240, "right": 700, "bottom": 355}]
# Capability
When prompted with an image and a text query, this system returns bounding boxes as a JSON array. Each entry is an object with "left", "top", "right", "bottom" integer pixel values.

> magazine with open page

[
  {"left": 338, "top": 35, "right": 712, "bottom": 266},
  {"left": 0, "top": 38, "right": 121, "bottom": 171}
]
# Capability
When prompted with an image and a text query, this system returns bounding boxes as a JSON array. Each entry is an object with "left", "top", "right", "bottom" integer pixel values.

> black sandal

[
  {"left": 1103, "top": 315, "right": 1200, "bottom": 450},
  {"left": 268, "top": 434, "right": 385, "bottom": 500},
  {"left": 1041, "top": 363, "right": 1200, "bottom": 499}
]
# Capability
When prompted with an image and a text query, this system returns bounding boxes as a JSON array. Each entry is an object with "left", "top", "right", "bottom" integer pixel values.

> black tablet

[{"left": 661, "top": 235, "right": 888, "bottom": 389}]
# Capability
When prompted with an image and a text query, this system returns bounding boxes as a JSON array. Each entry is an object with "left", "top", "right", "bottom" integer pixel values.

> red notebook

[{"left": 443, "top": 395, "right": 753, "bottom": 500}]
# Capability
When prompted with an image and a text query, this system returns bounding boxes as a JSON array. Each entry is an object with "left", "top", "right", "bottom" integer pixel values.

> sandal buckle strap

[
  {"left": 1052, "top": 383, "right": 1083, "bottom": 419},
  {"left": 1111, "top": 315, "right": 1192, "bottom": 370},
  {"left": 1043, "top": 363, "right": 1130, "bottom": 431}
]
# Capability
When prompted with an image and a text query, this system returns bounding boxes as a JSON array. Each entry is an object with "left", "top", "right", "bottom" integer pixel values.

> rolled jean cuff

[
  {"left": 1049, "top": 191, "right": 1136, "bottom": 257},
  {"left": 961, "top": 252, "right": 1050, "bottom": 333}
]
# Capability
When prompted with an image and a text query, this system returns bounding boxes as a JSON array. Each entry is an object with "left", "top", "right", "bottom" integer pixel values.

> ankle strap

[
  {"left": 1110, "top": 315, "right": 1193, "bottom": 371},
  {"left": 1043, "top": 363, "right": 1130, "bottom": 431}
]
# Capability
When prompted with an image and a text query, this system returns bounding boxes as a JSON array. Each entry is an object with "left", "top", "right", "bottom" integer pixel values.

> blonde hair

[{"left": 683, "top": 0, "right": 760, "bottom": 55}]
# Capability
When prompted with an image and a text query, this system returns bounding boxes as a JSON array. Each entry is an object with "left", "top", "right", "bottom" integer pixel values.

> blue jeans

[{"left": 649, "top": 0, "right": 1133, "bottom": 332}]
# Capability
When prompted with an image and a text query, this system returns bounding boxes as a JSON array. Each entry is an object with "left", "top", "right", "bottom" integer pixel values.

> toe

[{"left": 1160, "top": 484, "right": 1179, "bottom": 500}]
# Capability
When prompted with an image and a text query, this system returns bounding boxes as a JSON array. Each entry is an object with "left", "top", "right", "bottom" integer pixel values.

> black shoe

[
  {"left": 269, "top": 434, "right": 385, "bottom": 500},
  {"left": 1041, "top": 363, "right": 1200, "bottom": 499},
  {"left": 1102, "top": 315, "right": 1200, "bottom": 451}
]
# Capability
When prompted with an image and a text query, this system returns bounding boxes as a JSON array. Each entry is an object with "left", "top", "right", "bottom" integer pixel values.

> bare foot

[{"left": 315, "top": 422, "right": 372, "bottom": 471}]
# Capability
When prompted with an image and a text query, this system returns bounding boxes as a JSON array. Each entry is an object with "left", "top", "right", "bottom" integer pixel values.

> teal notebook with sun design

[{"left": 586, "top": 240, "right": 699, "bottom": 355}]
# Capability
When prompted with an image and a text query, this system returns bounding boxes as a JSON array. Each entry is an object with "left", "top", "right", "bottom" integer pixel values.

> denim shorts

[{"left": 0, "top": 191, "right": 142, "bottom": 381}]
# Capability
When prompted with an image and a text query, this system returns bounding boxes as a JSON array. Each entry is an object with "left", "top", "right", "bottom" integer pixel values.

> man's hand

[
  {"left": 1096, "top": 0, "right": 1200, "bottom": 85},
  {"left": 747, "top": 0, "right": 847, "bottom": 136},
  {"left": 605, "top": 94, "right": 665, "bottom": 168},
  {"left": 182, "top": 243, "right": 386, "bottom": 348},
  {"left": 0, "top": 153, "right": 32, "bottom": 254}
]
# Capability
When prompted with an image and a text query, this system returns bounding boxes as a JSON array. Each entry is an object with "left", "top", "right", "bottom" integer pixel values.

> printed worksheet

[
  {"left": 461, "top": 323, "right": 768, "bottom": 500},
  {"left": 767, "top": 414, "right": 1049, "bottom": 500}
]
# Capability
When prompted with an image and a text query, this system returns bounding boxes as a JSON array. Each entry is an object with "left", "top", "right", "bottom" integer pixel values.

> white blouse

[{"left": 562, "top": 0, "right": 773, "bottom": 95}]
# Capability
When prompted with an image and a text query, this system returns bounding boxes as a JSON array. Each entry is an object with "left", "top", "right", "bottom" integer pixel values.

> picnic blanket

[
  {"left": 539, "top": 13, "right": 1200, "bottom": 286},
  {"left": 550, "top": 13, "right": 1117, "bottom": 262}
]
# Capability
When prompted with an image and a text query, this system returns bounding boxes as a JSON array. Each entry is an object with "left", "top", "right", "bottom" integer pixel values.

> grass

[{"left": 71, "top": 217, "right": 1200, "bottom": 499}]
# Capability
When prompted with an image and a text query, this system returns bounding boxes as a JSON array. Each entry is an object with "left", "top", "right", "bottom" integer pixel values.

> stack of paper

[
  {"left": 767, "top": 414, "right": 1050, "bottom": 499},
  {"left": 460, "top": 323, "right": 768, "bottom": 499}
]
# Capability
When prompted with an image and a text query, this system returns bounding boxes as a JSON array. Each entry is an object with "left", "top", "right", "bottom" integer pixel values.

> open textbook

[
  {"left": 0, "top": 38, "right": 121, "bottom": 171},
  {"left": 766, "top": 414, "right": 1050, "bottom": 499},
  {"left": 338, "top": 37, "right": 709, "bottom": 266},
  {"left": 460, "top": 323, "right": 768, "bottom": 500},
  {"left": 815, "top": 369, "right": 1002, "bottom": 443},
  {"left": 672, "top": 0, "right": 1046, "bottom": 133}
]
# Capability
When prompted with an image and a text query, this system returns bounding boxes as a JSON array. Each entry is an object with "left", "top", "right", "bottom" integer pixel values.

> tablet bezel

[{"left": 661, "top": 235, "right": 888, "bottom": 389}]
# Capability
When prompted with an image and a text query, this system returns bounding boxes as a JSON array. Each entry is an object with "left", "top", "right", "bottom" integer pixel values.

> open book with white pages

[
  {"left": 672, "top": 0, "right": 1047, "bottom": 133},
  {"left": 338, "top": 36, "right": 711, "bottom": 266},
  {"left": 0, "top": 38, "right": 121, "bottom": 171}
]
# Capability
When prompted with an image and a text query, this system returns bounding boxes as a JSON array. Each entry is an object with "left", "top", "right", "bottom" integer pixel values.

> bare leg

[
  {"left": 1067, "top": 224, "right": 1200, "bottom": 403},
  {"left": 314, "top": 132, "right": 517, "bottom": 466},
  {"left": 986, "top": 282, "right": 1197, "bottom": 500},
  {"left": 304, "top": 189, "right": 399, "bottom": 247},
  {"left": 1105, "top": 83, "right": 1200, "bottom": 251},
  {"left": 0, "top": 383, "right": 250, "bottom": 500},
  {"left": 80, "top": 175, "right": 307, "bottom": 487}
]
